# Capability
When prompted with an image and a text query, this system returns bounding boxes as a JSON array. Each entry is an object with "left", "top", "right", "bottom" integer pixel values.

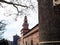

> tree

[
  {"left": 0, "top": 0, "right": 28, "bottom": 7},
  {"left": 0, "top": 20, "right": 7, "bottom": 39},
  {"left": 0, "top": 39, "right": 8, "bottom": 45},
  {"left": 0, "top": 0, "right": 37, "bottom": 20}
]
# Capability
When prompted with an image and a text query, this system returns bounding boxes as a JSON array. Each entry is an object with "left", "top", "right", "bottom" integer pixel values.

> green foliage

[
  {"left": 0, "top": 39, "right": 8, "bottom": 45},
  {"left": 0, "top": 20, "right": 7, "bottom": 39}
]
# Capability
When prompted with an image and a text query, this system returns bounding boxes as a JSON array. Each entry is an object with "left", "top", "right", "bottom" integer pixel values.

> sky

[{"left": 0, "top": 0, "right": 38, "bottom": 41}]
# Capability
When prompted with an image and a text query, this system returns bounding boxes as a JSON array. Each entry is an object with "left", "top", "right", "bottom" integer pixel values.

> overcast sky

[{"left": 0, "top": 0, "right": 38, "bottom": 41}]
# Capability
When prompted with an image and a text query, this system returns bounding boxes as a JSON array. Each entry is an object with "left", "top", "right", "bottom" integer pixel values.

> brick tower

[
  {"left": 38, "top": 0, "right": 60, "bottom": 45},
  {"left": 21, "top": 16, "right": 29, "bottom": 35},
  {"left": 13, "top": 34, "right": 19, "bottom": 45}
]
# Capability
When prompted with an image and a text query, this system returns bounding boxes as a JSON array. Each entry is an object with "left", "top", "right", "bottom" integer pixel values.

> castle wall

[
  {"left": 24, "top": 31, "right": 39, "bottom": 45},
  {"left": 20, "top": 25, "right": 39, "bottom": 45}
]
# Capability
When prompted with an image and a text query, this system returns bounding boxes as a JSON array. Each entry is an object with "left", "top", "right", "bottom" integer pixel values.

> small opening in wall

[
  {"left": 31, "top": 40, "right": 33, "bottom": 45},
  {"left": 55, "top": 0, "right": 58, "bottom": 1},
  {"left": 26, "top": 41, "right": 27, "bottom": 45}
]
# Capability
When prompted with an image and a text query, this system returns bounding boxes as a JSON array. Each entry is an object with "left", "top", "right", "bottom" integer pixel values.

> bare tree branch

[
  {"left": 13, "top": 5, "right": 19, "bottom": 14},
  {"left": 13, "top": 5, "right": 19, "bottom": 21},
  {"left": 0, "top": 0, "right": 28, "bottom": 8},
  {"left": 0, "top": 0, "right": 36, "bottom": 21}
]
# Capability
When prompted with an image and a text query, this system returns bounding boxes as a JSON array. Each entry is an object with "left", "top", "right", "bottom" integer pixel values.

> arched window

[
  {"left": 26, "top": 41, "right": 27, "bottom": 45},
  {"left": 37, "top": 43, "right": 39, "bottom": 45},
  {"left": 31, "top": 40, "right": 33, "bottom": 45}
]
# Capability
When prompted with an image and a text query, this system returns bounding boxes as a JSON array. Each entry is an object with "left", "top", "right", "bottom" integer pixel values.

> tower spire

[
  {"left": 21, "top": 16, "right": 29, "bottom": 35},
  {"left": 23, "top": 16, "right": 29, "bottom": 30}
]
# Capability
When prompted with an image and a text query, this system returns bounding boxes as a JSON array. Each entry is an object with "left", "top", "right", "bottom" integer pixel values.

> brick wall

[
  {"left": 20, "top": 25, "right": 39, "bottom": 45},
  {"left": 24, "top": 31, "right": 39, "bottom": 45}
]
